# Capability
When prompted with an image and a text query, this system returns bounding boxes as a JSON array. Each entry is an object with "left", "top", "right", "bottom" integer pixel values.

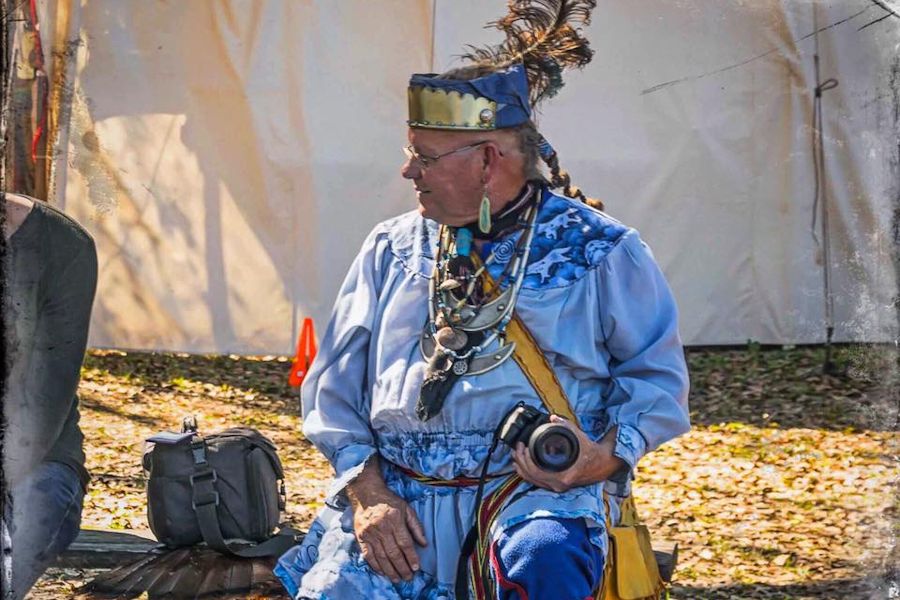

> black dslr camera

[{"left": 498, "top": 403, "right": 580, "bottom": 472}]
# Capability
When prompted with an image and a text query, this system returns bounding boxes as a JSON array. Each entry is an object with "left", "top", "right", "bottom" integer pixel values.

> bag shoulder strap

[
  {"left": 472, "top": 254, "right": 575, "bottom": 421},
  {"left": 188, "top": 434, "right": 298, "bottom": 558},
  {"left": 505, "top": 315, "right": 576, "bottom": 421}
]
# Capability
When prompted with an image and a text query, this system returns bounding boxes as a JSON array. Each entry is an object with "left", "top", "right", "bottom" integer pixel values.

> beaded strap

[
  {"left": 468, "top": 474, "right": 524, "bottom": 599},
  {"left": 394, "top": 464, "right": 505, "bottom": 488}
]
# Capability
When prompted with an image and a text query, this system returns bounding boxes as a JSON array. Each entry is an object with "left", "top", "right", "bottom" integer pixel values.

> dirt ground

[{"left": 29, "top": 344, "right": 899, "bottom": 599}]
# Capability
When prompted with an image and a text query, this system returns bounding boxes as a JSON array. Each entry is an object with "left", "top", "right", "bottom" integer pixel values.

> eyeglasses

[{"left": 402, "top": 141, "right": 488, "bottom": 170}]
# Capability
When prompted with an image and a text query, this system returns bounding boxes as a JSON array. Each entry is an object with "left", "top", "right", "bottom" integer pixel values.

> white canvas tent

[{"left": 31, "top": 0, "right": 900, "bottom": 353}]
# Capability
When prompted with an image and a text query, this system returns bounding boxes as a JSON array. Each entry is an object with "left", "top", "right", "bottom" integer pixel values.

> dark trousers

[{"left": 2, "top": 461, "right": 84, "bottom": 600}]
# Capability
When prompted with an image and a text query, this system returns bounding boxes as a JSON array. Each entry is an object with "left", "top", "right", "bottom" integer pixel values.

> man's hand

[
  {"left": 511, "top": 416, "right": 627, "bottom": 493},
  {"left": 346, "top": 458, "right": 428, "bottom": 583}
]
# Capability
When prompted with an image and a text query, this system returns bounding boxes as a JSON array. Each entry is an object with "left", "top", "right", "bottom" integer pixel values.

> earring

[{"left": 478, "top": 191, "right": 491, "bottom": 234}]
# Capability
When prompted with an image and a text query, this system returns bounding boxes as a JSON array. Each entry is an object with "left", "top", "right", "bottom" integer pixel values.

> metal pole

[{"left": 811, "top": 3, "right": 839, "bottom": 375}]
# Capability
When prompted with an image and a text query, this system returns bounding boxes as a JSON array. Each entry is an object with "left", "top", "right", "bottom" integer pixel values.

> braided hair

[{"left": 535, "top": 129, "right": 604, "bottom": 210}]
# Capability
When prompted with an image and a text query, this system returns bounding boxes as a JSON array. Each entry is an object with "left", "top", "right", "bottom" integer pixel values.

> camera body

[{"left": 498, "top": 403, "right": 580, "bottom": 472}]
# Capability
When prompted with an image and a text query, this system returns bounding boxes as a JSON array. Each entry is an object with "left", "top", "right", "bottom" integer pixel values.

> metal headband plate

[{"left": 408, "top": 87, "right": 498, "bottom": 130}]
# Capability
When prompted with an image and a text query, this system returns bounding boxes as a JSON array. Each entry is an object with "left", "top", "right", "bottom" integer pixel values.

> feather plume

[
  {"left": 81, "top": 546, "right": 286, "bottom": 598},
  {"left": 460, "top": 0, "right": 597, "bottom": 105}
]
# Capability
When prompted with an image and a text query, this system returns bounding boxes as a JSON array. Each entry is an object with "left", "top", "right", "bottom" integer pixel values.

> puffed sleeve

[
  {"left": 301, "top": 227, "right": 388, "bottom": 504},
  {"left": 597, "top": 230, "right": 690, "bottom": 490}
]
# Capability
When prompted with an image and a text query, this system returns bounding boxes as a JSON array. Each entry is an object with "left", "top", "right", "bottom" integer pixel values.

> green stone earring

[{"left": 478, "top": 192, "right": 491, "bottom": 234}]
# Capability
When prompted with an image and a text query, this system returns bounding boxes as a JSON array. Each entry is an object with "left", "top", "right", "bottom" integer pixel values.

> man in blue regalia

[{"left": 277, "top": 2, "right": 690, "bottom": 598}]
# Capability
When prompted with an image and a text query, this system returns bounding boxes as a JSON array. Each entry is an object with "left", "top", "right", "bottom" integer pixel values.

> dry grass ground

[{"left": 30, "top": 345, "right": 898, "bottom": 600}]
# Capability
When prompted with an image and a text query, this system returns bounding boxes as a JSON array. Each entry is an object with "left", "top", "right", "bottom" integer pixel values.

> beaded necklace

[{"left": 416, "top": 186, "right": 540, "bottom": 421}]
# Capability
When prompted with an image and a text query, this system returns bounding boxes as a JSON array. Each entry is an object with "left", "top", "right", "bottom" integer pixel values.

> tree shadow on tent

[{"left": 72, "top": 2, "right": 320, "bottom": 355}]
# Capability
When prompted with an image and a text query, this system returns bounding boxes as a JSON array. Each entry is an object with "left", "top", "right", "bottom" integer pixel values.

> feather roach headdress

[
  {"left": 411, "top": 2, "right": 601, "bottom": 425},
  {"left": 407, "top": 0, "right": 603, "bottom": 209},
  {"left": 461, "top": 0, "right": 596, "bottom": 106},
  {"left": 408, "top": 0, "right": 597, "bottom": 130}
]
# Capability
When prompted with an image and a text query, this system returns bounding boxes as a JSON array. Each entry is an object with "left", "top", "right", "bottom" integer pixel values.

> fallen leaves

[
  {"left": 648, "top": 345, "right": 899, "bottom": 598},
  {"left": 28, "top": 344, "right": 899, "bottom": 599},
  {"left": 639, "top": 423, "right": 896, "bottom": 590}
]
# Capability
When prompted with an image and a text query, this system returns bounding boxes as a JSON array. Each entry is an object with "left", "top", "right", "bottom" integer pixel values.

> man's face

[{"left": 401, "top": 128, "right": 486, "bottom": 226}]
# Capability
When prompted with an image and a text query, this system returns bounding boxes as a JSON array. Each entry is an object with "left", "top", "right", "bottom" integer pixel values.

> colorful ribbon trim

[
  {"left": 394, "top": 464, "right": 505, "bottom": 488},
  {"left": 469, "top": 474, "right": 523, "bottom": 599}
]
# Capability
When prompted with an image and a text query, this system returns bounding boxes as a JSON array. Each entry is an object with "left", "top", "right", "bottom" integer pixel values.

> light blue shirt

[{"left": 276, "top": 187, "right": 690, "bottom": 599}]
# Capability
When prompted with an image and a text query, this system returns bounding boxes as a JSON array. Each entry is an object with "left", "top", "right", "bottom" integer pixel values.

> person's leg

[
  {"left": 7, "top": 461, "right": 84, "bottom": 600},
  {"left": 489, "top": 517, "right": 604, "bottom": 600}
]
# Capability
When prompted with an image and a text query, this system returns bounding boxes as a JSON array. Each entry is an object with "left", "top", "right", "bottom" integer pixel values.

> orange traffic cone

[{"left": 288, "top": 318, "right": 317, "bottom": 387}]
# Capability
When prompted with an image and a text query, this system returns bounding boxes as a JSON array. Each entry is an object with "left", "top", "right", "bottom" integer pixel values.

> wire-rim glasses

[{"left": 403, "top": 140, "right": 488, "bottom": 170}]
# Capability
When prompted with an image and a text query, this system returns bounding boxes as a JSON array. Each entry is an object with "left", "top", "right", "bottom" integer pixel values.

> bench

[{"left": 56, "top": 528, "right": 159, "bottom": 569}]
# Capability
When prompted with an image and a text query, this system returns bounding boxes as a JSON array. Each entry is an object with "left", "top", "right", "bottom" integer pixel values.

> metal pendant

[
  {"left": 452, "top": 360, "right": 469, "bottom": 375},
  {"left": 466, "top": 342, "right": 516, "bottom": 375},
  {"left": 420, "top": 326, "right": 516, "bottom": 376},
  {"left": 455, "top": 285, "right": 515, "bottom": 332},
  {"left": 420, "top": 327, "right": 437, "bottom": 359},
  {"left": 457, "top": 307, "right": 476, "bottom": 322}
]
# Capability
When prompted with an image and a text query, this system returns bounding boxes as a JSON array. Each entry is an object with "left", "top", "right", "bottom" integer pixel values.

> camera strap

[
  {"left": 454, "top": 257, "right": 580, "bottom": 599},
  {"left": 455, "top": 418, "right": 535, "bottom": 600}
]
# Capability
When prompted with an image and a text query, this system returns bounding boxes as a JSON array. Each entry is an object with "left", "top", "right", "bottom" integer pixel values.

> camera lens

[{"left": 529, "top": 424, "right": 579, "bottom": 472}]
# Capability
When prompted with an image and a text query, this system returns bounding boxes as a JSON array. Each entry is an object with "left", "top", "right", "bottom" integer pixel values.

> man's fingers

[
  {"left": 382, "top": 535, "right": 414, "bottom": 581},
  {"left": 512, "top": 442, "right": 522, "bottom": 465},
  {"left": 351, "top": 492, "right": 428, "bottom": 583},
  {"left": 370, "top": 538, "right": 402, "bottom": 582},
  {"left": 513, "top": 442, "right": 526, "bottom": 463},
  {"left": 405, "top": 507, "right": 428, "bottom": 547},
  {"left": 512, "top": 444, "right": 537, "bottom": 485},
  {"left": 394, "top": 522, "right": 422, "bottom": 570},
  {"left": 515, "top": 442, "right": 559, "bottom": 489},
  {"left": 512, "top": 443, "right": 528, "bottom": 472},
  {"left": 515, "top": 443, "right": 537, "bottom": 474},
  {"left": 362, "top": 536, "right": 408, "bottom": 583},
  {"left": 520, "top": 443, "right": 539, "bottom": 472},
  {"left": 360, "top": 541, "right": 386, "bottom": 578},
  {"left": 388, "top": 529, "right": 418, "bottom": 579}
]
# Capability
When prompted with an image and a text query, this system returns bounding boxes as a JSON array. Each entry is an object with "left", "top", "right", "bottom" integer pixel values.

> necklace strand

[{"left": 427, "top": 201, "right": 539, "bottom": 362}]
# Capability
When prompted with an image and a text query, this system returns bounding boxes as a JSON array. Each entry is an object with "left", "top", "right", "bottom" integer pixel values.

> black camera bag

[{"left": 143, "top": 418, "right": 298, "bottom": 557}]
